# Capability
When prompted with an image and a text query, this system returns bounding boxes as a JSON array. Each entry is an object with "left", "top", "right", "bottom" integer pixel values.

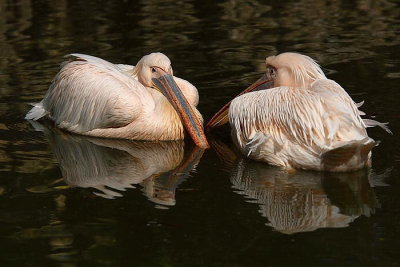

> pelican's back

[{"left": 26, "top": 54, "right": 151, "bottom": 135}]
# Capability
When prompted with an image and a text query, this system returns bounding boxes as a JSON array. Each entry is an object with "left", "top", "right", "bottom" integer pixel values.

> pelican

[
  {"left": 25, "top": 53, "right": 209, "bottom": 148},
  {"left": 207, "top": 52, "right": 391, "bottom": 172}
]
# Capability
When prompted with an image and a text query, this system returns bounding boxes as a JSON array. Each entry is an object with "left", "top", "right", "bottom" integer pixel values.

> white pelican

[
  {"left": 207, "top": 52, "right": 391, "bottom": 172},
  {"left": 26, "top": 53, "right": 209, "bottom": 148}
]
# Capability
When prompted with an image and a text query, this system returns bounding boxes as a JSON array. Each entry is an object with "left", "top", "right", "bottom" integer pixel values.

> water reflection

[
  {"left": 211, "top": 137, "right": 386, "bottom": 234},
  {"left": 232, "top": 160, "right": 383, "bottom": 234},
  {"left": 30, "top": 121, "right": 203, "bottom": 207}
]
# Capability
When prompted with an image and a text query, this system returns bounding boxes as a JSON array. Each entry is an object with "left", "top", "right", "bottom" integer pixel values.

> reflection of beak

[
  {"left": 206, "top": 74, "right": 274, "bottom": 128},
  {"left": 145, "top": 144, "right": 205, "bottom": 207},
  {"left": 152, "top": 70, "right": 209, "bottom": 148},
  {"left": 208, "top": 136, "right": 238, "bottom": 167}
]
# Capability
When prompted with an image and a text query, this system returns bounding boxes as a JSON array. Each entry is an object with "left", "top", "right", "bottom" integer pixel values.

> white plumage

[
  {"left": 26, "top": 53, "right": 205, "bottom": 143},
  {"left": 208, "top": 52, "right": 391, "bottom": 171}
]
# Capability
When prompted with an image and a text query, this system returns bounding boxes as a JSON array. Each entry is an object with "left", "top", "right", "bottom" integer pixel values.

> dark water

[{"left": 1, "top": 0, "right": 400, "bottom": 265}]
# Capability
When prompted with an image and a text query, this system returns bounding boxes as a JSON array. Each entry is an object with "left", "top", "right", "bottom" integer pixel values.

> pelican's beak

[
  {"left": 152, "top": 70, "right": 209, "bottom": 149},
  {"left": 206, "top": 73, "right": 274, "bottom": 128}
]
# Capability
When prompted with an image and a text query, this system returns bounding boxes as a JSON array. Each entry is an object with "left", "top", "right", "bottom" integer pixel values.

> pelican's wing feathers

[
  {"left": 39, "top": 54, "right": 154, "bottom": 133},
  {"left": 311, "top": 79, "right": 391, "bottom": 134},
  {"left": 229, "top": 79, "right": 373, "bottom": 151}
]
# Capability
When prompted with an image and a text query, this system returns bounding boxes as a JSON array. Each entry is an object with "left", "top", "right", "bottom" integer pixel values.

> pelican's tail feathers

[
  {"left": 363, "top": 118, "right": 392, "bottom": 135},
  {"left": 321, "top": 138, "right": 376, "bottom": 172},
  {"left": 25, "top": 102, "right": 47, "bottom": 120}
]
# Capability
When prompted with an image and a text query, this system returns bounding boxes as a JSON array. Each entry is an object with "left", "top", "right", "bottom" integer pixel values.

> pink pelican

[
  {"left": 26, "top": 53, "right": 209, "bottom": 148},
  {"left": 207, "top": 52, "right": 391, "bottom": 171}
]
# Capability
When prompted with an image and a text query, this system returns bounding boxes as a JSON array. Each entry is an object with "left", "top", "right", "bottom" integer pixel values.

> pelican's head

[
  {"left": 206, "top": 52, "right": 326, "bottom": 128},
  {"left": 135, "top": 52, "right": 173, "bottom": 87},
  {"left": 265, "top": 52, "right": 326, "bottom": 88},
  {"left": 135, "top": 52, "right": 209, "bottom": 148}
]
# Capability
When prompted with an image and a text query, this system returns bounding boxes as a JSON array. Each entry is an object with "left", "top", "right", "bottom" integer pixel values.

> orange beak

[
  {"left": 152, "top": 71, "right": 209, "bottom": 149},
  {"left": 206, "top": 74, "right": 274, "bottom": 128}
]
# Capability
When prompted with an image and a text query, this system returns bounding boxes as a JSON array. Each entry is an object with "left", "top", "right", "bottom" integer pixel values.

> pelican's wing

[
  {"left": 311, "top": 79, "right": 391, "bottom": 134},
  {"left": 39, "top": 54, "right": 154, "bottom": 133},
  {"left": 229, "top": 79, "right": 370, "bottom": 151},
  {"left": 310, "top": 79, "right": 368, "bottom": 141}
]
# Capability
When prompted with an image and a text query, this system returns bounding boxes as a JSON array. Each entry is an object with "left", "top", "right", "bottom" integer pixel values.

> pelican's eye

[
  {"left": 269, "top": 67, "right": 276, "bottom": 76},
  {"left": 151, "top": 67, "right": 156, "bottom": 73}
]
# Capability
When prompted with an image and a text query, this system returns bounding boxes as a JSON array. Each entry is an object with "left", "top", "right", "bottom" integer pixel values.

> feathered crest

[
  {"left": 133, "top": 52, "right": 172, "bottom": 76},
  {"left": 266, "top": 52, "right": 326, "bottom": 88}
]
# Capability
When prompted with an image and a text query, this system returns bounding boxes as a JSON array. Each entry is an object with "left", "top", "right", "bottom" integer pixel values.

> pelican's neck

[
  {"left": 146, "top": 84, "right": 203, "bottom": 141},
  {"left": 275, "top": 75, "right": 314, "bottom": 90},
  {"left": 125, "top": 84, "right": 202, "bottom": 141},
  {"left": 155, "top": 92, "right": 186, "bottom": 139}
]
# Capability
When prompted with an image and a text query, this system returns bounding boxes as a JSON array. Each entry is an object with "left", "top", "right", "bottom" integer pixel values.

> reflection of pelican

[
  {"left": 31, "top": 121, "right": 204, "bottom": 207},
  {"left": 232, "top": 159, "right": 380, "bottom": 234},
  {"left": 207, "top": 52, "right": 390, "bottom": 171},
  {"left": 26, "top": 53, "right": 208, "bottom": 148},
  {"left": 210, "top": 136, "right": 383, "bottom": 235}
]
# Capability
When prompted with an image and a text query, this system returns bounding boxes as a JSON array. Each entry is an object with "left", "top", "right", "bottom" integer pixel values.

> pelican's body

[
  {"left": 26, "top": 53, "right": 208, "bottom": 147},
  {"left": 208, "top": 53, "right": 391, "bottom": 171}
]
